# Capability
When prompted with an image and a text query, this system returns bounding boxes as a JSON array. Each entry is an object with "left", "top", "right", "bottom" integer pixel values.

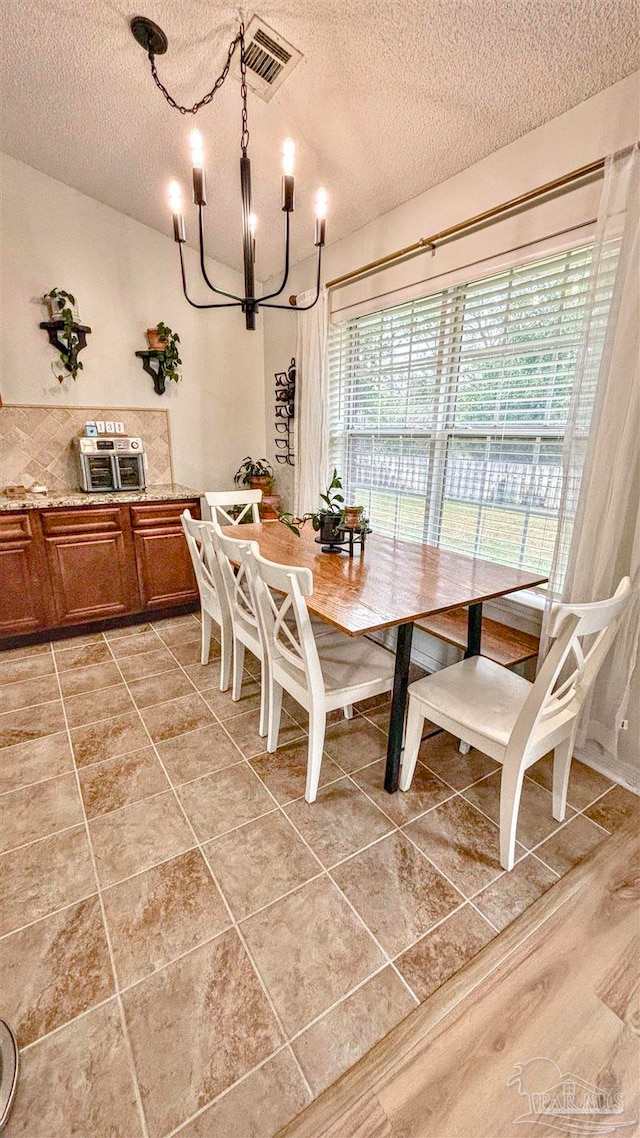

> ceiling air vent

[{"left": 233, "top": 17, "right": 302, "bottom": 102}]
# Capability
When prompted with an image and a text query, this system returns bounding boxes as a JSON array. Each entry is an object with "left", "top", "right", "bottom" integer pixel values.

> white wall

[
  {"left": 0, "top": 154, "right": 266, "bottom": 491},
  {"left": 262, "top": 72, "right": 639, "bottom": 507}
]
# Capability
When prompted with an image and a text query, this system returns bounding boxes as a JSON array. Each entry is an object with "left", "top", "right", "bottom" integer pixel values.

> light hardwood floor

[{"left": 278, "top": 815, "right": 640, "bottom": 1137}]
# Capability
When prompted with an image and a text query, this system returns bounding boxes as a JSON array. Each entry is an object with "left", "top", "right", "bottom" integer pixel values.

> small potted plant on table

[{"left": 279, "top": 469, "right": 362, "bottom": 551}]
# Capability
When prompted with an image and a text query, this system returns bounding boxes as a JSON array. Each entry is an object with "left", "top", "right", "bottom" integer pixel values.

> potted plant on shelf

[
  {"left": 146, "top": 322, "right": 182, "bottom": 384},
  {"left": 41, "top": 288, "right": 86, "bottom": 382},
  {"left": 234, "top": 457, "right": 274, "bottom": 492},
  {"left": 279, "top": 468, "right": 356, "bottom": 548}
]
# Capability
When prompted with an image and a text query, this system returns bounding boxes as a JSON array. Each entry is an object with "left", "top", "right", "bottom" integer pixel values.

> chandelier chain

[{"left": 146, "top": 22, "right": 245, "bottom": 118}]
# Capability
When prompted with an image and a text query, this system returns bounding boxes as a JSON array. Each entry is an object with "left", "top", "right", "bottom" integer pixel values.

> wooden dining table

[{"left": 221, "top": 522, "right": 548, "bottom": 793}]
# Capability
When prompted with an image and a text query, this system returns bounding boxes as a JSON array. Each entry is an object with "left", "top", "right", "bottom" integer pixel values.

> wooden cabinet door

[
  {"left": 131, "top": 500, "right": 200, "bottom": 610},
  {"left": 0, "top": 512, "right": 50, "bottom": 636},
  {"left": 41, "top": 507, "right": 139, "bottom": 625}
]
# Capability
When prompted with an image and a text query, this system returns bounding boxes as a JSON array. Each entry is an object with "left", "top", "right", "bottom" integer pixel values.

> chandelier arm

[
  {"left": 259, "top": 212, "right": 291, "bottom": 302},
  {"left": 179, "top": 243, "right": 241, "bottom": 309},
  {"left": 197, "top": 206, "right": 245, "bottom": 301},
  {"left": 262, "top": 245, "right": 323, "bottom": 311}
]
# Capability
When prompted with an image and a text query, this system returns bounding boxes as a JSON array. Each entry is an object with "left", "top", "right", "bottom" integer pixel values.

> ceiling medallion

[{"left": 131, "top": 17, "right": 326, "bottom": 329}]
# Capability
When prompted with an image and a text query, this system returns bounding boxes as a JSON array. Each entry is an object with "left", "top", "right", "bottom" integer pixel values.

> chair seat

[
  {"left": 276, "top": 629, "right": 395, "bottom": 701},
  {"left": 408, "top": 656, "right": 532, "bottom": 748}
]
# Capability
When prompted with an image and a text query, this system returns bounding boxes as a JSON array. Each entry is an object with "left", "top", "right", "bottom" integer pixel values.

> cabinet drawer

[
  {"left": 0, "top": 512, "right": 33, "bottom": 543},
  {"left": 41, "top": 507, "right": 124, "bottom": 536},
  {"left": 130, "top": 500, "right": 200, "bottom": 529}
]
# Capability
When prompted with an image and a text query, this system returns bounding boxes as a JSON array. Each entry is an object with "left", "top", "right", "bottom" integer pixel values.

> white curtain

[
  {"left": 293, "top": 287, "right": 330, "bottom": 516},
  {"left": 542, "top": 144, "right": 640, "bottom": 781}
]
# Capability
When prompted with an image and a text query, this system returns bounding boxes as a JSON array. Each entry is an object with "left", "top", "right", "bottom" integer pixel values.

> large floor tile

[
  {"left": 0, "top": 825, "right": 95, "bottom": 936},
  {"left": 404, "top": 795, "right": 524, "bottom": 897},
  {"left": 0, "top": 649, "right": 54, "bottom": 686},
  {"left": 463, "top": 769, "right": 575, "bottom": 850},
  {"left": 139, "top": 692, "right": 215, "bottom": 742},
  {"left": 241, "top": 876, "right": 385, "bottom": 1036},
  {"left": 69, "top": 711, "right": 149, "bottom": 767},
  {"left": 63, "top": 682, "right": 135, "bottom": 728},
  {"left": 156, "top": 621, "right": 202, "bottom": 648},
  {"left": 584, "top": 784, "right": 640, "bottom": 833},
  {"left": 0, "top": 673, "right": 60, "bottom": 714},
  {"left": 177, "top": 1048, "right": 310, "bottom": 1138},
  {"left": 0, "top": 701, "right": 66, "bottom": 749},
  {"left": 0, "top": 731, "right": 72, "bottom": 794},
  {"left": 3, "top": 1000, "right": 143, "bottom": 1138},
  {"left": 53, "top": 641, "right": 112, "bottom": 671},
  {"left": 292, "top": 967, "right": 416, "bottom": 1096},
  {"left": 200, "top": 675, "right": 263, "bottom": 714},
  {"left": 396, "top": 903, "right": 496, "bottom": 1002},
  {"left": 58, "top": 659, "right": 122, "bottom": 697},
  {"left": 473, "top": 854, "right": 557, "bottom": 931},
  {"left": 535, "top": 813, "right": 607, "bottom": 875},
  {"left": 322, "top": 716, "right": 388, "bottom": 772},
  {"left": 205, "top": 812, "right": 320, "bottom": 920},
  {"left": 418, "top": 732, "right": 500, "bottom": 790},
  {"left": 332, "top": 831, "right": 462, "bottom": 957},
  {"left": 89, "top": 791, "right": 194, "bottom": 887},
  {"left": 526, "top": 752, "right": 614, "bottom": 810},
  {"left": 104, "top": 621, "right": 153, "bottom": 640},
  {"left": 1, "top": 895, "right": 113, "bottom": 1046},
  {"left": 250, "top": 739, "right": 343, "bottom": 805},
  {"left": 224, "top": 707, "right": 305, "bottom": 759},
  {"left": 108, "top": 629, "right": 163, "bottom": 658},
  {"left": 285, "top": 778, "right": 393, "bottom": 868},
  {"left": 78, "top": 747, "right": 169, "bottom": 818},
  {"left": 352, "top": 759, "right": 453, "bottom": 826},
  {"left": 156, "top": 723, "right": 243, "bottom": 785},
  {"left": 177, "top": 763, "right": 275, "bottom": 841},
  {"left": 128, "top": 668, "right": 196, "bottom": 708},
  {"left": 103, "top": 848, "right": 230, "bottom": 988},
  {"left": 122, "top": 929, "right": 283, "bottom": 1138},
  {"left": 0, "top": 771, "right": 83, "bottom": 853},
  {"left": 0, "top": 642, "right": 52, "bottom": 661},
  {"left": 117, "top": 646, "right": 179, "bottom": 682},
  {"left": 168, "top": 640, "right": 206, "bottom": 666}
]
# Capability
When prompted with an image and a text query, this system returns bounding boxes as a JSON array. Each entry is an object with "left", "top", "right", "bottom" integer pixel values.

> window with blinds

[{"left": 328, "top": 243, "right": 617, "bottom": 578}]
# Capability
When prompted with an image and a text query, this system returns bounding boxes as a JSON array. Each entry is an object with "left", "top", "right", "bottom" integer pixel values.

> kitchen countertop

[{"left": 0, "top": 484, "right": 202, "bottom": 512}]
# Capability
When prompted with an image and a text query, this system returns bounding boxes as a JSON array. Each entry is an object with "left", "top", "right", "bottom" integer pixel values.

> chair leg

[
  {"left": 232, "top": 639, "right": 245, "bottom": 702},
  {"left": 552, "top": 735, "right": 574, "bottom": 822},
  {"left": 458, "top": 739, "right": 471, "bottom": 755},
  {"left": 200, "top": 611, "right": 212, "bottom": 666},
  {"left": 305, "top": 705, "right": 326, "bottom": 803},
  {"left": 258, "top": 660, "right": 269, "bottom": 738},
  {"left": 399, "top": 698, "right": 424, "bottom": 791},
  {"left": 343, "top": 704, "right": 354, "bottom": 720},
  {"left": 219, "top": 624, "right": 232, "bottom": 693},
  {"left": 267, "top": 677, "right": 283, "bottom": 753},
  {"left": 499, "top": 760, "right": 526, "bottom": 872}
]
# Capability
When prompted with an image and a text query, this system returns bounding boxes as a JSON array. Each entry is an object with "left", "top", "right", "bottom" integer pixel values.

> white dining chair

[
  {"left": 244, "top": 546, "right": 396, "bottom": 803},
  {"left": 400, "top": 578, "right": 632, "bottom": 871},
  {"left": 205, "top": 489, "right": 262, "bottom": 527},
  {"left": 181, "top": 510, "right": 232, "bottom": 689},
  {"left": 210, "top": 525, "right": 270, "bottom": 736}
]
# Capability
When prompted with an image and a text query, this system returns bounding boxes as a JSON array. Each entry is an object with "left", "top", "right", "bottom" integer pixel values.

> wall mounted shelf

[
  {"left": 39, "top": 320, "right": 91, "bottom": 374},
  {"left": 135, "top": 350, "right": 168, "bottom": 395}
]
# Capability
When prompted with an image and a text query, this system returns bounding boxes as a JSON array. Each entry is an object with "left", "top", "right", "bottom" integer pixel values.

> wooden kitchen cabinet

[
  {"left": 0, "top": 512, "right": 51, "bottom": 636},
  {"left": 131, "top": 502, "right": 200, "bottom": 610},
  {"left": 41, "top": 507, "right": 139, "bottom": 625},
  {"left": 0, "top": 496, "right": 200, "bottom": 643}
]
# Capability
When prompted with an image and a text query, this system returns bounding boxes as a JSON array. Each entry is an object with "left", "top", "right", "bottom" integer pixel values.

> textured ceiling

[{"left": 1, "top": 0, "right": 638, "bottom": 280}]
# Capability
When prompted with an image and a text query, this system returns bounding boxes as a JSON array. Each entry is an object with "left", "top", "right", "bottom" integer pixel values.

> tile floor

[{"left": 1, "top": 613, "right": 638, "bottom": 1137}]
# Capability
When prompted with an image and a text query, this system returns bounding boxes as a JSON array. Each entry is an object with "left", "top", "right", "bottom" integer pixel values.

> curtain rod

[{"left": 288, "top": 156, "right": 605, "bottom": 305}]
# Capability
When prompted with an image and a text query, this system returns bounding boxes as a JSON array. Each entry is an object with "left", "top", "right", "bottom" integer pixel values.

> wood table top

[{"left": 221, "top": 521, "right": 548, "bottom": 636}]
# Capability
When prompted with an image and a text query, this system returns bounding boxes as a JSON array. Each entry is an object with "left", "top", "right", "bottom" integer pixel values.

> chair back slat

[
  {"left": 243, "top": 547, "right": 322, "bottom": 693},
  {"left": 507, "top": 577, "right": 632, "bottom": 754},
  {"left": 214, "top": 527, "right": 261, "bottom": 633},
  {"left": 181, "top": 511, "right": 224, "bottom": 616},
  {"left": 205, "top": 490, "right": 262, "bottom": 527}
]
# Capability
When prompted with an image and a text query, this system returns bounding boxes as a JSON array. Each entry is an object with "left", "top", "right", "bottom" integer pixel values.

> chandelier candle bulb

[
  {"left": 315, "top": 187, "right": 328, "bottom": 246},
  {"left": 190, "top": 129, "right": 207, "bottom": 205},
  {"left": 282, "top": 137, "right": 295, "bottom": 211},
  {"left": 168, "top": 181, "right": 185, "bottom": 242}
]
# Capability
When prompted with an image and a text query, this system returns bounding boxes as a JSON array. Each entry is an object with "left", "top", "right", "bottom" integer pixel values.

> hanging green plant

[
  {"left": 42, "top": 288, "right": 87, "bottom": 382},
  {"left": 148, "top": 322, "right": 182, "bottom": 383}
]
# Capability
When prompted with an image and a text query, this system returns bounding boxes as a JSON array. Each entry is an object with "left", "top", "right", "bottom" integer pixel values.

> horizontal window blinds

[{"left": 328, "top": 242, "right": 618, "bottom": 577}]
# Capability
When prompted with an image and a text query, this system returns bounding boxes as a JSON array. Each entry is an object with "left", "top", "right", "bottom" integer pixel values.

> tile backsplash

[{"left": 0, "top": 405, "right": 173, "bottom": 490}]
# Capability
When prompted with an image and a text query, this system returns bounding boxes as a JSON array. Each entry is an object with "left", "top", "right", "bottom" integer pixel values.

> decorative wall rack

[
  {"left": 135, "top": 350, "right": 168, "bottom": 395},
  {"left": 39, "top": 320, "right": 91, "bottom": 378},
  {"left": 274, "top": 357, "right": 295, "bottom": 466}
]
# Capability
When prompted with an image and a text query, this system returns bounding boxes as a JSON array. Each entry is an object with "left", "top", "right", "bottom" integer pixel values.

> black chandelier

[{"left": 131, "top": 17, "right": 326, "bottom": 330}]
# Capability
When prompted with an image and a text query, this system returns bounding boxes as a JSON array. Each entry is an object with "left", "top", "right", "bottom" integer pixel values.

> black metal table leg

[
  {"left": 384, "top": 621, "right": 414, "bottom": 793},
  {"left": 464, "top": 602, "right": 483, "bottom": 657}
]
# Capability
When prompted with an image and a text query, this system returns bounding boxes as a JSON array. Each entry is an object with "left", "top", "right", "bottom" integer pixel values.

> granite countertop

[{"left": 0, "top": 484, "right": 202, "bottom": 512}]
